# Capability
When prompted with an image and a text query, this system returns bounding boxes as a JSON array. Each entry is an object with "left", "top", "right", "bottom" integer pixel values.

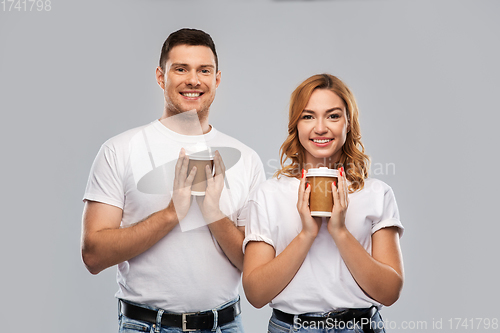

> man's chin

[
  {"left": 166, "top": 107, "right": 198, "bottom": 116},
  {"left": 165, "top": 107, "right": 210, "bottom": 120}
]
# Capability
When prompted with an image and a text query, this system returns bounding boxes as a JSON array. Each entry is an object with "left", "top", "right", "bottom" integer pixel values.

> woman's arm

[
  {"left": 328, "top": 169, "right": 404, "bottom": 306},
  {"left": 242, "top": 170, "right": 321, "bottom": 308},
  {"left": 242, "top": 233, "right": 314, "bottom": 308},
  {"left": 331, "top": 226, "right": 404, "bottom": 306}
]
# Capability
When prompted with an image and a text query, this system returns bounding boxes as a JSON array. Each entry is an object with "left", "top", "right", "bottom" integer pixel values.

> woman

[{"left": 242, "top": 74, "right": 404, "bottom": 333}]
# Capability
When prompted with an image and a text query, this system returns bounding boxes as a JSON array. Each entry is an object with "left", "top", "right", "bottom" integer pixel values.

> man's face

[{"left": 158, "top": 45, "right": 221, "bottom": 118}]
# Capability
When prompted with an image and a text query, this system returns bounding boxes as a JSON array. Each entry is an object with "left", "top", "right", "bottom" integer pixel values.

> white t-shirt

[
  {"left": 84, "top": 120, "right": 265, "bottom": 312},
  {"left": 243, "top": 176, "right": 403, "bottom": 314}
]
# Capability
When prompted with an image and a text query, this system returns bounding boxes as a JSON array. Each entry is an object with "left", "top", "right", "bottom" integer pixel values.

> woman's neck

[{"left": 304, "top": 157, "right": 342, "bottom": 170}]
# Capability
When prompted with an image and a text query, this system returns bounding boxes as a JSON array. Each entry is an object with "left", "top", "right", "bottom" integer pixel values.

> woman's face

[{"left": 297, "top": 89, "right": 350, "bottom": 168}]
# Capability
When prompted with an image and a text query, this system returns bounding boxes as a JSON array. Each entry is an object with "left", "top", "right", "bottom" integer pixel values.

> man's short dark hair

[{"left": 159, "top": 28, "right": 218, "bottom": 72}]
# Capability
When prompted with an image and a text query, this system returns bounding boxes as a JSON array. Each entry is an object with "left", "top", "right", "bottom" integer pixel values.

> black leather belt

[
  {"left": 274, "top": 307, "right": 377, "bottom": 333},
  {"left": 120, "top": 299, "right": 241, "bottom": 331}
]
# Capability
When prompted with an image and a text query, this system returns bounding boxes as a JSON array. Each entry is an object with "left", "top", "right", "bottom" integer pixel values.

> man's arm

[
  {"left": 207, "top": 219, "right": 246, "bottom": 271},
  {"left": 194, "top": 151, "right": 244, "bottom": 270},
  {"left": 198, "top": 149, "right": 266, "bottom": 271},
  {"left": 81, "top": 149, "right": 196, "bottom": 275},
  {"left": 81, "top": 200, "right": 179, "bottom": 275}
]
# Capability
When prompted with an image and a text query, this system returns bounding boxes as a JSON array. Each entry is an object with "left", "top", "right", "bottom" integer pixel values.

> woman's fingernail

[
  {"left": 306, "top": 183, "right": 310, "bottom": 188},
  {"left": 339, "top": 168, "right": 342, "bottom": 177},
  {"left": 302, "top": 169, "right": 305, "bottom": 178},
  {"left": 333, "top": 181, "right": 336, "bottom": 187}
]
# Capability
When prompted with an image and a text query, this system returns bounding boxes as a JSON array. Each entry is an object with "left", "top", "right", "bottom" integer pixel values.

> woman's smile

[{"left": 310, "top": 137, "right": 334, "bottom": 147}]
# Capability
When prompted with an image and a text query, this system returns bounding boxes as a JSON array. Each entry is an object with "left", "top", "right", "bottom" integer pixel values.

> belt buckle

[
  {"left": 326, "top": 309, "right": 348, "bottom": 318},
  {"left": 181, "top": 312, "right": 197, "bottom": 332}
]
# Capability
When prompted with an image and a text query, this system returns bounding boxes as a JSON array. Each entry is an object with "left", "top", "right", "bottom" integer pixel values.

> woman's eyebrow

[
  {"left": 302, "top": 107, "right": 343, "bottom": 113},
  {"left": 325, "top": 107, "right": 343, "bottom": 113}
]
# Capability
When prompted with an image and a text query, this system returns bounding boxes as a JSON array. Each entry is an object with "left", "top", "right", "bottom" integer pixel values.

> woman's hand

[
  {"left": 297, "top": 169, "right": 322, "bottom": 239},
  {"left": 327, "top": 166, "right": 349, "bottom": 236}
]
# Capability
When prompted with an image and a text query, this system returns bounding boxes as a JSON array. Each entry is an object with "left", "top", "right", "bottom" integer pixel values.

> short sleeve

[
  {"left": 83, "top": 144, "right": 124, "bottom": 209},
  {"left": 242, "top": 198, "right": 275, "bottom": 253},
  {"left": 371, "top": 186, "right": 404, "bottom": 238},
  {"left": 236, "top": 150, "right": 266, "bottom": 227}
]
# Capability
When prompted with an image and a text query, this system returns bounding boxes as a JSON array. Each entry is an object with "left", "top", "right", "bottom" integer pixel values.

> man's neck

[{"left": 158, "top": 110, "right": 211, "bottom": 135}]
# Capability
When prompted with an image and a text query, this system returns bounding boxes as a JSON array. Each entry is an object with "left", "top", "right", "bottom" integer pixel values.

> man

[{"left": 81, "top": 28, "right": 265, "bottom": 332}]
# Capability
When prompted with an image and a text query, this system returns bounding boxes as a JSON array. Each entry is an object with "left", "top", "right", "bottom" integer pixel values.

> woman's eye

[
  {"left": 329, "top": 114, "right": 340, "bottom": 119},
  {"left": 302, "top": 115, "right": 313, "bottom": 120}
]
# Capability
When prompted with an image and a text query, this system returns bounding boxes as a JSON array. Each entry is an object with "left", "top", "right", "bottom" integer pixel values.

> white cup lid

[
  {"left": 306, "top": 167, "right": 339, "bottom": 177},
  {"left": 188, "top": 150, "right": 214, "bottom": 160}
]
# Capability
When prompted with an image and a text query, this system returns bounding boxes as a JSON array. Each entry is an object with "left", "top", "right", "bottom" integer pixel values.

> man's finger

[
  {"left": 185, "top": 166, "right": 197, "bottom": 187},
  {"left": 215, "top": 151, "right": 226, "bottom": 178},
  {"left": 174, "top": 148, "right": 185, "bottom": 180},
  {"left": 179, "top": 154, "right": 191, "bottom": 185},
  {"left": 205, "top": 164, "right": 213, "bottom": 183}
]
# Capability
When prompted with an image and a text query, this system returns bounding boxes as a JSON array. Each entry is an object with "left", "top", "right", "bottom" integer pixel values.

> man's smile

[{"left": 181, "top": 91, "right": 204, "bottom": 98}]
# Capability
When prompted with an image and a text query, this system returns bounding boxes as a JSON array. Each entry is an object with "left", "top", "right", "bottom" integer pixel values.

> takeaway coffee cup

[
  {"left": 306, "top": 167, "right": 339, "bottom": 217},
  {"left": 188, "top": 150, "right": 214, "bottom": 196}
]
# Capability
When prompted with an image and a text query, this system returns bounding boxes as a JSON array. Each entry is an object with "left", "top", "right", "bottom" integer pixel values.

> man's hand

[
  {"left": 168, "top": 148, "right": 197, "bottom": 222},
  {"left": 196, "top": 150, "right": 226, "bottom": 224}
]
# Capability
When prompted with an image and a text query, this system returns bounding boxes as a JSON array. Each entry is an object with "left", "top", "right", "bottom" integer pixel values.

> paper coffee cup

[
  {"left": 306, "top": 167, "right": 339, "bottom": 217},
  {"left": 188, "top": 150, "right": 214, "bottom": 196}
]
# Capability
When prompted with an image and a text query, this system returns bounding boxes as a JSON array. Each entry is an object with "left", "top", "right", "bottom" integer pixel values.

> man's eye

[
  {"left": 176, "top": 68, "right": 186, "bottom": 72},
  {"left": 201, "top": 69, "right": 211, "bottom": 74}
]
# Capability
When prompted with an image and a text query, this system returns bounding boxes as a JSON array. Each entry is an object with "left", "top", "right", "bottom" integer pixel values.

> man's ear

[
  {"left": 215, "top": 70, "right": 221, "bottom": 88},
  {"left": 156, "top": 66, "right": 165, "bottom": 89}
]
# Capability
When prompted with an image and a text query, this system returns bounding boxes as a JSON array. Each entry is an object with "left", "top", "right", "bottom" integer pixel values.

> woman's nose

[{"left": 314, "top": 119, "right": 328, "bottom": 135}]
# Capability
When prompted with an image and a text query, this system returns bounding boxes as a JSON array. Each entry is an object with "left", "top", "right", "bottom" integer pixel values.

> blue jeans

[
  {"left": 118, "top": 297, "right": 244, "bottom": 333},
  {"left": 267, "top": 309, "right": 386, "bottom": 333}
]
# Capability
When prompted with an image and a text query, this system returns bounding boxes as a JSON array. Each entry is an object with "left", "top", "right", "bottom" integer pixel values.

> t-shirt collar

[{"left": 151, "top": 119, "right": 218, "bottom": 143}]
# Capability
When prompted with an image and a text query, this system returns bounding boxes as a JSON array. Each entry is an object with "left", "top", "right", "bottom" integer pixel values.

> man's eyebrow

[{"left": 170, "top": 63, "right": 215, "bottom": 68}]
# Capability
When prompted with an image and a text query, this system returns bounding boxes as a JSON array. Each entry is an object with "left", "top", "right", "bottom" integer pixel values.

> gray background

[{"left": 1, "top": 0, "right": 499, "bottom": 332}]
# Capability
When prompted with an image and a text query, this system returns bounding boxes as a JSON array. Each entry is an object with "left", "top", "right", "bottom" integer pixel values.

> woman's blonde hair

[{"left": 275, "top": 74, "right": 370, "bottom": 193}]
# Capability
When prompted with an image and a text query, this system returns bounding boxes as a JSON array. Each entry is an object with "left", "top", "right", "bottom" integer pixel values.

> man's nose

[{"left": 186, "top": 70, "right": 200, "bottom": 86}]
